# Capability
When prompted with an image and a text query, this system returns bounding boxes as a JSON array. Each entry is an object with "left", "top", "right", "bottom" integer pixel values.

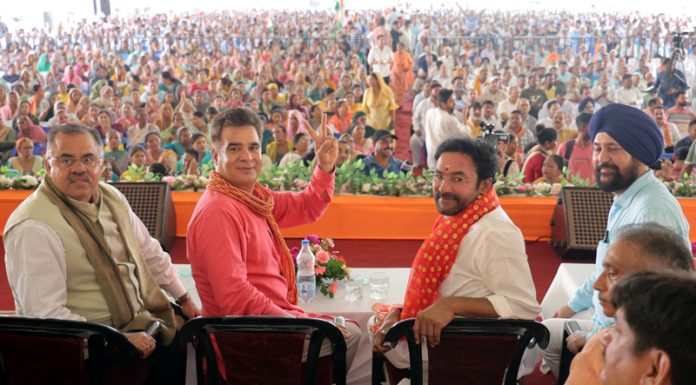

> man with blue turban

[{"left": 527, "top": 103, "right": 690, "bottom": 379}]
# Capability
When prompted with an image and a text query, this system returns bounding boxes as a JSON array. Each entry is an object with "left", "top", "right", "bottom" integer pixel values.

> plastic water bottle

[{"left": 296, "top": 240, "right": 316, "bottom": 303}]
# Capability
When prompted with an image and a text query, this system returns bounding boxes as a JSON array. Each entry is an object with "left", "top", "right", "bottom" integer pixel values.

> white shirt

[
  {"left": 4, "top": 198, "right": 186, "bottom": 320},
  {"left": 412, "top": 98, "right": 436, "bottom": 136},
  {"left": 127, "top": 123, "right": 159, "bottom": 147},
  {"left": 497, "top": 98, "right": 518, "bottom": 120},
  {"left": 438, "top": 206, "right": 541, "bottom": 319},
  {"left": 614, "top": 87, "right": 642, "bottom": 107},
  {"left": 367, "top": 45, "right": 393, "bottom": 79},
  {"left": 424, "top": 108, "right": 471, "bottom": 168},
  {"left": 385, "top": 206, "right": 541, "bottom": 369}
]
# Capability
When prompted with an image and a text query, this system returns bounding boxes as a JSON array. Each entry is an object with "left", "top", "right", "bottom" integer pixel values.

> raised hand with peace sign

[{"left": 303, "top": 113, "right": 338, "bottom": 174}]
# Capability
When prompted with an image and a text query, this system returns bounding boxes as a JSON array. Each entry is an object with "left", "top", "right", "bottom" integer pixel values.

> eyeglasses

[{"left": 49, "top": 155, "right": 101, "bottom": 168}]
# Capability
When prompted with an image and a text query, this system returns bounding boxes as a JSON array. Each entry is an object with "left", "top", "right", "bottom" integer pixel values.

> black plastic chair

[
  {"left": 0, "top": 316, "right": 146, "bottom": 385},
  {"left": 180, "top": 316, "right": 347, "bottom": 385},
  {"left": 372, "top": 318, "right": 550, "bottom": 385}
]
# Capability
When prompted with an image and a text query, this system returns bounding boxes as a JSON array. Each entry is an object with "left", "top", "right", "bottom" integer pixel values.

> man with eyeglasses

[{"left": 4, "top": 124, "right": 200, "bottom": 384}]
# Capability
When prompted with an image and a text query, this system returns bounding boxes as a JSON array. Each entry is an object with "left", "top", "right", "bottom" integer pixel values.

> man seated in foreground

[
  {"left": 373, "top": 138, "right": 540, "bottom": 374},
  {"left": 565, "top": 222, "right": 694, "bottom": 385},
  {"left": 186, "top": 108, "right": 360, "bottom": 368},
  {"left": 601, "top": 271, "right": 696, "bottom": 385},
  {"left": 4, "top": 124, "right": 200, "bottom": 384}
]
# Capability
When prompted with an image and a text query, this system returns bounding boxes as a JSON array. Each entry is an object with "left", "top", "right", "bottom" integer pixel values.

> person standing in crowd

[
  {"left": 368, "top": 35, "right": 394, "bottom": 85},
  {"left": 362, "top": 73, "right": 398, "bottom": 131}
]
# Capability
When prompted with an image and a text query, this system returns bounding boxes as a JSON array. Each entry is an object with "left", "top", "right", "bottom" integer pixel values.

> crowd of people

[
  {"left": 1, "top": 9, "right": 696, "bottom": 184},
  {"left": 2, "top": 7, "right": 696, "bottom": 385}
]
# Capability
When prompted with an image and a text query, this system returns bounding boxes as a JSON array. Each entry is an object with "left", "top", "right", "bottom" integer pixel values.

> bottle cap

[{"left": 301, "top": 239, "right": 310, "bottom": 246}]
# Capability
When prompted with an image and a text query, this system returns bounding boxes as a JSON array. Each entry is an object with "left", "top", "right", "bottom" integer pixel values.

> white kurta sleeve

[
  {"left": 127, "top": 203, "right": 187, "bottom": 300},
  {"left": 4, "top": 220, "right": 86, "bottom": 321}
]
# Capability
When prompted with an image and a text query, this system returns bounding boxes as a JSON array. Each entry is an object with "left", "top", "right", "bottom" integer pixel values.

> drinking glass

[
  {"left": 344, "top": 279, "right": 363, "bottom": 302},
  {"left": 369, "top": 272, "right": 389, "bottom": 301}
]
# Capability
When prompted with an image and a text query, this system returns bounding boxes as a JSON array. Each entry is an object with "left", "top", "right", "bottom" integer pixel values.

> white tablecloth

[
  {"left": 539, "top": 263, "right": 595, "bottom": 320},
  {"left": 176, "top": 265, "right": 411, "bottom": 385}
]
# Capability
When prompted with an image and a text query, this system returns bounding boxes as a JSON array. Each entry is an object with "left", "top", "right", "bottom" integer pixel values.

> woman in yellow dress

[{"left": 361, "top": 73, "right": 398, "bottom": 131}]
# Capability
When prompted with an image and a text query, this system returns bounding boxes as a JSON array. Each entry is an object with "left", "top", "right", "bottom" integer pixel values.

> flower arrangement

[
  {"left": 0, "top": 166, "right": 42, "bottom": 190},
  {"left": 290, "top": 234, "right": 351, "bottom": 298},
  {"left": 258, "top": 159, "right": 434, "bottom": 197}
]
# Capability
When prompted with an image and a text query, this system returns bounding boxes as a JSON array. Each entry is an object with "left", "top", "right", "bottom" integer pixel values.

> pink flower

[
  {"left": 306, "top": 234, "right": 321, "bottom": 245},
  {"left": 316, "top": 250, "right": 331, "bottom": 264},
  {"left": 162, "top": 176, "right": 175, "bottom": 186},
  {"left": 328, "top": 280, "right": 339, "bottom": 294},
  {"left": 289, "top": 247, "right": 300, "bottom": 262},
  {"left": 314, "top": 265, "right": 326, "bottom": 275},
  {"left": 312, "top": 244, "right": 323, "bottom": 253}
]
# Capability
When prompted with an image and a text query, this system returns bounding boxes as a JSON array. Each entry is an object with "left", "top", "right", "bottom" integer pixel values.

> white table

[
  {"left": 176, "top": 265, "right": 411, "bottom": 385},
  {"left": 539, "top": 263, "right": 595, "bottom": 320}
]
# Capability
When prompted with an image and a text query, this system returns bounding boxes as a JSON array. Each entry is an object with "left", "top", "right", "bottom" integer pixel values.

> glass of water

[
  {"left": 369, "top": 272, "right": 389, "bottom": 301},
  {"left": 344, "top": 280, "right": 363, "bottom": 302}
]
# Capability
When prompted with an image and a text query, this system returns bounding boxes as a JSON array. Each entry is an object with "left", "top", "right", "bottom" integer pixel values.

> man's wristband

[{"left": 175, "top": 293, "right": 191, "bottom": 306}]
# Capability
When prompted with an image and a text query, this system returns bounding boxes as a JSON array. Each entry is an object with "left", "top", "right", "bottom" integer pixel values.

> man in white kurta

[
  {"left": 372, "top": 137, "right": 540, "bottom": 380},
  {"left": 424, "top": 89, "right": 471, "bottom": 169}
]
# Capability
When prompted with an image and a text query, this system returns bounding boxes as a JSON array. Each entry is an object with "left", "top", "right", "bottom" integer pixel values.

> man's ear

[
  {"left": 211, "top": 147, "right": 219, "bottom": 166},
  {"left": 641, "top": 349, "right": 672, "bottom": 385},
  {"left": 478, "top": 178, "right": 493, "bottom": 195}
]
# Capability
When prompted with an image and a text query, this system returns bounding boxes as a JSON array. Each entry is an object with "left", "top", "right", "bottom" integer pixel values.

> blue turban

[
  {"left": 578, "top": 97, "right": 595, "bottom": 113},
  {"left": 589, "top": 103, "right": 664, "bottom": 166}
]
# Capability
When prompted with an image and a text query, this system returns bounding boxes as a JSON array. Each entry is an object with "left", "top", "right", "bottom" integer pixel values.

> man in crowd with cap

[
  {"left": 530, "top": 103, "right": 690, "bottom": 377},
  {"left": 363, "top": 130, "right": 408, "bottom": 176}
]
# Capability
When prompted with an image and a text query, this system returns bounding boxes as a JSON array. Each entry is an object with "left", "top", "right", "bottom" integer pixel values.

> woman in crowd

[
  {"left": 535, "top": 154, "right": 566, "bottom": 184},
  {"left": 522, "top": 127, "right": 559, "bottom": 183},
  {"left": 286, "top": 109, "right": 307, "bottom": 138},
  {"left": 7, "top": 138, "right": 43, "bottom": 175},
  {"left": 94, "top": 109, "right": 126, "bottom": 139},
  {"left": 119, "top": 146, "right": 148, "bottom": 181},
  {"left": 391, "top": 43, "right": 415, "bottom": 106},
  {"left": 361, "top": 73, "right": 398, "bottom": 131},
  {"left": 145, "top": 132, "right": 177, "bottom": 173},
  {"left": 11, "top": 99, "right": 40, "bottom": 131},
  {"left": 177, "top": 133, "right": 211, "bottom": 174},
  {"left": 328, "top": 99, "right": 353, "bottom": 135},
  {"left": 15, "top": 116, "right": 47, "bottom": 144},
  {"left": 155, "top": 103, "right": 174, "bottom": 131},
  {"left": 279, "top": 132, "right": 310, "bottom": 168},
  {"left": 266, "top": 125, "right": 293, "bottom": 165},
  {"left": 103, "top": 129, "right": 129, "bottom": 177}
]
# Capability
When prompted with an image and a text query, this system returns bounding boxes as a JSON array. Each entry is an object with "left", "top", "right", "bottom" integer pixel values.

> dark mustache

[
  {"left": 596, "top": 163, "right": 619, "bottom": 172},
  {"left": 69, "top": 173, "right": 91, "bottom": 182},
  {"left": 437, "top": 192, "right": 460, "bottom": 200}
]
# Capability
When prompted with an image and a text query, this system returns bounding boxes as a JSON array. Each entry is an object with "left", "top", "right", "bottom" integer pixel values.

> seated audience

[{"left": 7, "top": 137, "right": 43, "bottom": 175}]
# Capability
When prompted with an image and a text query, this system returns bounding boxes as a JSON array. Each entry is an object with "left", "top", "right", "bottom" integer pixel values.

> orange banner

[{"left": 1, "top": 190, "right": 695, "bottom": 242}]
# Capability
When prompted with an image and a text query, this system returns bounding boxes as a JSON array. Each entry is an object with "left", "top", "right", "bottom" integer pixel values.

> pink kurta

[{"left": 187, "top": 168, "right": 335, "bottom": 317}]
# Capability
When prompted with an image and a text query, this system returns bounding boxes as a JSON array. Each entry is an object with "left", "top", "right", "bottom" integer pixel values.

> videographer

[{"left": 655, "top": 57, "right": 688, "bottom": 109}]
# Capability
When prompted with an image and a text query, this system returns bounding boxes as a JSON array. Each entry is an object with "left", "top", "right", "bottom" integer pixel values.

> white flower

[
  {"left": 494, "top": 180, "right": 504, "bottom": 189},
  {"left": 550, "top": 183, "right": 562, "bottom": 195},
  {"left": 361, "top": 183, "right": 371, "bottom": 193},
  {"left": 534, "top": 183, "right": 551, "bottom": 194},
  {"left": 21, "top": 175, "right": 38, "bottom": 187},
  {"left": 0, "top": 176, "right": 14, "bottom": 188},
  {"left": 372, "top": 183, "right": 383, "bottom": 192}
]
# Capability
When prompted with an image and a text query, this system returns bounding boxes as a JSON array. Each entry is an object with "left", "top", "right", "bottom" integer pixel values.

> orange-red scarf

[
  {"left": 207, "top": 171, "right": 298, "bottom": 305},
  {"left": 401, "top": 187, "right": 500, "bottom": 319}
]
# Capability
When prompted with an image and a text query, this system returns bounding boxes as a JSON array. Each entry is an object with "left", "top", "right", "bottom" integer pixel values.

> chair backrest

[
  {"left": 0, "top": 317, "right": 142, "bottom": 385},
  {"left": 377, "top": 318, "right": 549, "bottom": 385},
  {"left": 180, "top": 316, "right": 347, "bottom": 385}
]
